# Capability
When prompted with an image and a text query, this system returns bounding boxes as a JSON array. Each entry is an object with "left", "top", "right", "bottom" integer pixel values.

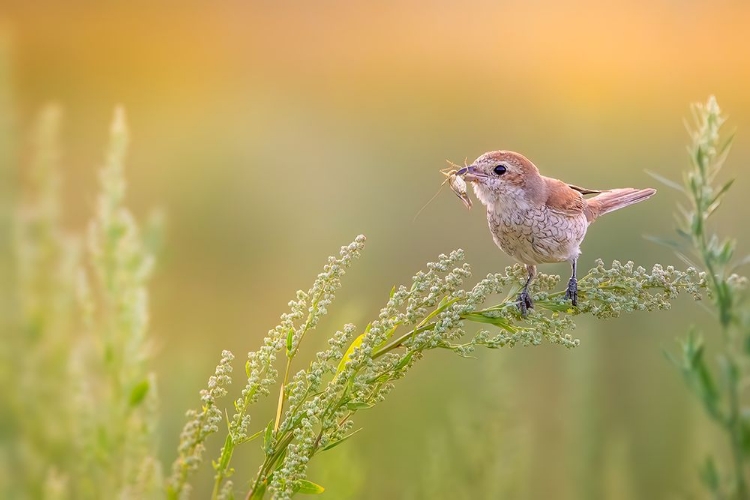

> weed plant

[
  {"left": 655, "top": 96, "right": 750, "bottom": 500},
  {"left": 2, "top": 98, "right": 741, "bottom": 499}
]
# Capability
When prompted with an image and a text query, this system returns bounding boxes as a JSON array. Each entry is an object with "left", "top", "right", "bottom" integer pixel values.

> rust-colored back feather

[
  {"left": 543, "top": 178, "right": 586, "bottom": 216},
  {"left": 584, "top": 188, "right": 657, "bottom": 222}
]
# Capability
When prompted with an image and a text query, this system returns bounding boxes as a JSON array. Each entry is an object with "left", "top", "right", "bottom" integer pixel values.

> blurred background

[{"left": 3, "top": 1, "right": 750, "bottom": 498}]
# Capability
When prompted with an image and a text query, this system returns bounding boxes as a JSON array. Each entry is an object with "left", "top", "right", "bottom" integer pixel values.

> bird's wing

[
  {"left": 544, "top": 178, "right": 586, "bottom": 217},
  {"left": 568, "top": 184, "right": 603, "bottom": 195}
]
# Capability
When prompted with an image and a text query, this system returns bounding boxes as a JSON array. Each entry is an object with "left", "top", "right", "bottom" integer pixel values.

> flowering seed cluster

[
  {"left": 170, "top": 236, "right": 707, "bottom": 500},
  {"left": 168, "top": 350, "right": 234, "bottom": 499},
  {"left": 70, "top": 108, "right": 164, "bottom": 497},
  {"left": 263, "top": 251, "right": 475, "bottom": 498},
  {"left": 239, "top": 236, "right": 365, "bottom": 417},
  {"left": 204, "top": 236, "right": 366, "bottom": 497},
  {"left": 252, "top": 250, "right": 707, "bottom": 500},
  {"left": 663, "top": 96, "right": 750, "bottom": 498},
  {"left": 574, "top": 260, "right": 707, "bottom": 319}
]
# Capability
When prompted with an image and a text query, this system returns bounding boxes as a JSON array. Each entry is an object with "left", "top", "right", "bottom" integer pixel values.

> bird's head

[{"left": 458, "top": 150, "right": 544, "bottom": 208}]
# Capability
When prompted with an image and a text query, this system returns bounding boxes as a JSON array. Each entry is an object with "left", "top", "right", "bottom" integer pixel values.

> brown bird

[{"left": 457, "top": 150, "right": 656, "bottom": 314}]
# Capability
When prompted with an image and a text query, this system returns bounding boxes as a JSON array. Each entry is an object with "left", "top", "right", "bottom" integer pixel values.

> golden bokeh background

[{"left": 4, "top": 1, "right": 750, "bottom": 498}]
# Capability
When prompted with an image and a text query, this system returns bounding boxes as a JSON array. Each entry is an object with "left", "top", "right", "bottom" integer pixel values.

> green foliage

[
  {"left": 75, "top": 107, "right": 163, "bottom": 498},
  {"left": 171, "top": 241, "right": 705, "bottom": 499},
  {"left": 167, "top": 350, "right": 235, "bottom": 500},
  {"left": 4, "top": 97, "right": 743, "bottom": 499},
  {"left": 2, "top": 106, "right": 163, "bottom": 498},
  {"left": 6, "top": 104, "right": 77, "bottom": 499},
  {"left": 655, "top": 96, "right": 750, "bottom": 499}
]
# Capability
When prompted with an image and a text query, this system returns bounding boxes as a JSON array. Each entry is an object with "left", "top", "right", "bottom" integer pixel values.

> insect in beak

[
  {"left": 439, "top": 162, "right": 473, "bottom": 210},
  {"left": 447, "top": 173, "right": 472, "bottom": 209}
]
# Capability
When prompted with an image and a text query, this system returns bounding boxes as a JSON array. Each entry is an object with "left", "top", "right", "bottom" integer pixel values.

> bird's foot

[
  {"left": 565, "top": 277, "right": 578, "bottom": 306},
  {"left": 517, "top": 289, "right": 534, "bottom": 316}
]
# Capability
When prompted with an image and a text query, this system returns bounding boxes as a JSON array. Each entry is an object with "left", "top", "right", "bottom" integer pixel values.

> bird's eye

[{"left": 493, "top": 164, "right": 507, "bottom": 175}]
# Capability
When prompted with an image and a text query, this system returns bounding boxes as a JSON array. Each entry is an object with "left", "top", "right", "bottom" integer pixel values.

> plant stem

[
  {"left": 246, "top": 432, "right": 295, "bottom": 500},
  {"left": 727, "top": 349, "right": 748, "bottom": 499},
  {"left": 372, "top": 324, "right": 434, "bottom": 359}
]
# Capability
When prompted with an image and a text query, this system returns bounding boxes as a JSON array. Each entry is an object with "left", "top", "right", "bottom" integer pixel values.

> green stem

[
  {"left": 372, "top": 324, "right": 434, "bottom": 359},
  {"left": 246, "top": 432, "right": 295, "bottom": 500},
  {"left": 275, "top": 293, "right": 326, "bottom": 433},
  {"left": 211, "top": 434, "right": 235, "bottom": 500},
  {"left": 728, "top": 358, "right": 748, "bottom": 499},
  {"left": 371, "top": 297, "right": 462, "bottom": 359}
]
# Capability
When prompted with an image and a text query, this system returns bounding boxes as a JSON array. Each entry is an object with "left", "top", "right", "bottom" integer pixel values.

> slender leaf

[
  {"left": 286, "top": 328, "right": 294, "bottom": 355},
  {"left": 263, "top": 420, "right": 274, "bottom": 455},
  {"left": 645, "top": 169, "right": 685, "bottom": 192},
  {"left": 337, "top": 326, "right": 369, "bottom": 374},
  {"left": 393, "top": 352, "right": 414, "bottom": 371},
  {"left": 296, "top": 479, "right": 325, "bottom": 495},
  {"left": 700, "top": 456, "right": 720, "bottom": 492},
  {"left": 322, "top": 428, "right": 363, "bottom": 451},
  {"left": 644, "top": 234, "right": 682, "bottom": 250},
  {"left": 346, "top": 401, "right": 374, "bottom": 411},
  {"left": 129, "top": 379, "right": 150, "bottom": 407}
]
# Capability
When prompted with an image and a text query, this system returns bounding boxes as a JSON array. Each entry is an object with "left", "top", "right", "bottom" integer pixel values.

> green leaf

[
  {"left": 709, "top": 178, "right": 735, "bottom": 207},
  {"left": 346, "top": 401, "right": 374, "bottom": 411},
  {"left": 296, "top": 479, "right": 325, "bottom": 495},
  {"left": 248, "top": 482, "right": 267, "bottom": 500},
  {"left": 741, "top": 412, "right": 750, "bottom": 457},
  {"left": 381, "top": 324, "right": 400, "bottom": 343},
  {"left": 237, "top": 428, "right": 265, "bottom": 445},
  {"left": 393, "top": 352, "right": 414, "bottom": 371},
  {"left": 337, "top": 325, "right": 370, "bottom": 374},
  {"left": 263, "top": 420, "right": 274, "bottom": 455},
  {"left": 674, "top": 250, "right": 698, "bottom": 269},
  {"left": 286, "top": 328, "right": 294, "bottom": 356},
  {"left": 700, "top": 455, "right": 720, "bottom": 492},
  {"left": 644, "top": 234, "right": 682, "bottom": 250},
  {"left": 645, "top": 170, "right": 685, "bottom": 192},
  {"left": 719, "top": 354, "right": 739, "bottom": 387},
  {"left": 681, "top": 331, "right": 721, "bottom": 419},
  {"left": 719, "top": 130, "right": 735, "bottom": 156},
  {"left": 246, "top": 359, "right": 252, "bottom": 378},
  {"left": 322, "top": 428, "right": 362, "bottom": 451},
  {"left": 462, "top": 313, "right": 516, "bottom": 332},
  {"left": 718, "top": 238, "right": 736, "bottom": 265},
  {"left": 129, "top": 379, "right": 150, "bottom": 407},
  {"left": 216, "top": 434, "right": 234, "bottom": 471},
  {"left": 675, "top": 226, "right": 692, "bottom": 241},
  {"left": 389, "top": 285, "right": 396, "bottom": 298},
  {"left": 535, "top": 300, "right": 573, "bottom": 313}
]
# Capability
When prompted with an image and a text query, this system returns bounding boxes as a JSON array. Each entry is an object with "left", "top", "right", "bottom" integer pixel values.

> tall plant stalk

[
  {"left": 171, "top": 243, "right": 706, "bottom": 499},
  {"left": 656, "top": 96, "right": 749, "bottom": 499}
]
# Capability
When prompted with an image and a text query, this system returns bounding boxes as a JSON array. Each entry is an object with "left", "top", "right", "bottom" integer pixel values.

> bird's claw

[
  {"left": 565, "top": 277, "right": 578, "bottom": 306},
  {"left": 517, "top": 290, "right": 534, "bottom": 316}
]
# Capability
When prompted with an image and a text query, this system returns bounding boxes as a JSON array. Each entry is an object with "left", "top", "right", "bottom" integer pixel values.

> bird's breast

[{"left": 487, "top": 204, "right": 587, "bottom": 265}]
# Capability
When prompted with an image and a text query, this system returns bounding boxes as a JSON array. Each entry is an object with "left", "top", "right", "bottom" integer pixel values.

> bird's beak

[{"left": 457, "top": 165, "right": 483, "bottom": 182}]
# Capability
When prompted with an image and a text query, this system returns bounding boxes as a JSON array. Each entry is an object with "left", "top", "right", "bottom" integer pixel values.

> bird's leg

[
  {"left": 565, "top": 259, "right": 578, "bottom": 306},
  {"left": 517, "top": 264, "right": 536, "bottom": 315}
]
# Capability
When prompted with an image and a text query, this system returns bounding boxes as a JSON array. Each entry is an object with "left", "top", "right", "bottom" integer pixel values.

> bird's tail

[{"left": 585, "top": 188, "right": 656, "bottom": 222}]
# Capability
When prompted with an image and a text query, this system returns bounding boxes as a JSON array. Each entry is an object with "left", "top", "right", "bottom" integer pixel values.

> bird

[{"left": 457, "top": 150, "right": 656, "bottom": 314}]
